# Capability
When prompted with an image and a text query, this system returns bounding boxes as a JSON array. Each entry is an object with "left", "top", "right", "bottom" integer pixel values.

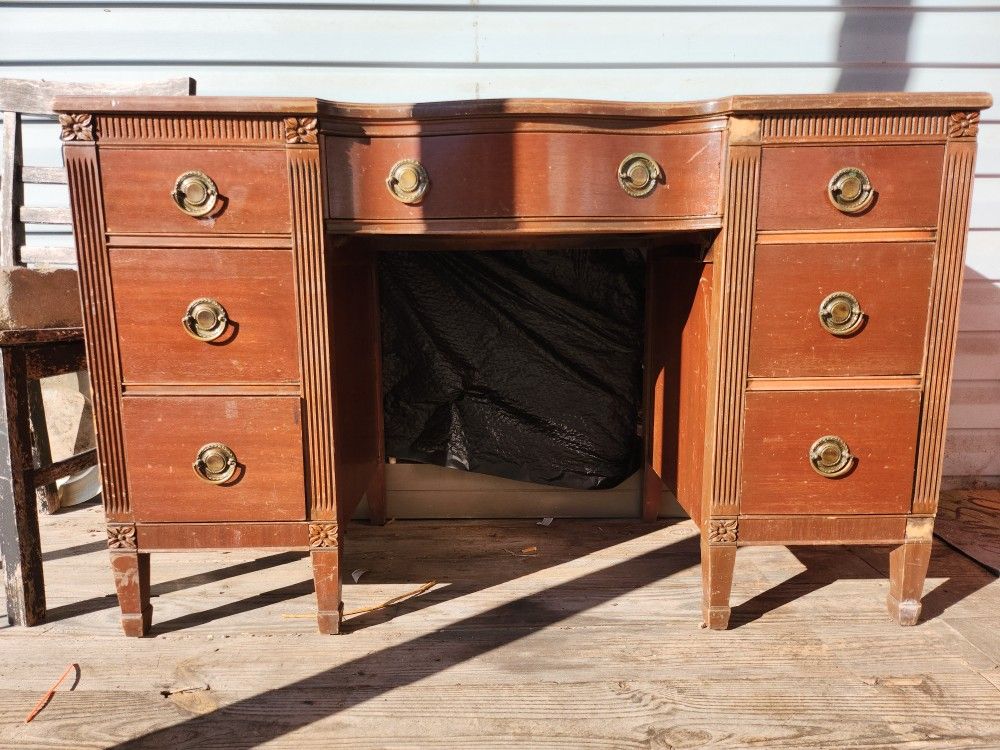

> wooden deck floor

[{"left": 2, "top": 503, "right": 1000, "bottom": 749}]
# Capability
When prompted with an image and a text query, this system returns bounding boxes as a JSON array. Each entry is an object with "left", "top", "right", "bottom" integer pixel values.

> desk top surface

[{"left": 53, "top": 92, "right": 993, "bottom": 120}]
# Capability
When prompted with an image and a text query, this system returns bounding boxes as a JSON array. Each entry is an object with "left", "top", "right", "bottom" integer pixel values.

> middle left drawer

[{"left": 110, "top": 248, "right": 300, "bottom": 385}]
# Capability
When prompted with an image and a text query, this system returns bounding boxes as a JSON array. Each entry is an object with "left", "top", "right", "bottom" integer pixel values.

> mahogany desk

[{"left": 53, "top": 93, "right": 990, "bottom": 635}]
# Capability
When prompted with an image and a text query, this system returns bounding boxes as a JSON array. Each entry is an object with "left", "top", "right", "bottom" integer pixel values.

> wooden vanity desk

[{"left": 54, "top": 93, "right": 990, "bottom": 635}]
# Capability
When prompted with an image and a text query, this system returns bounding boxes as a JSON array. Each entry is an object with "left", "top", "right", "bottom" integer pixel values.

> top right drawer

[{"left": 757, "top": 144, "right": 945, "bottom": 231}]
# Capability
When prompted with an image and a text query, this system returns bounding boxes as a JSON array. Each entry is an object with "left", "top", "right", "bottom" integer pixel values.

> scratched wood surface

[
  {"left": 937, "top": 489, "right": 1000, "bottom": 576},
  {"left": 1, "top": 502, "right": 999, "bottom": 749}
]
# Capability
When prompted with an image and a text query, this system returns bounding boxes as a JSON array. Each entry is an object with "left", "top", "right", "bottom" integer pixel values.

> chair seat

[{"left": 0, "top": 267, "right": 82, "bottom": 331}]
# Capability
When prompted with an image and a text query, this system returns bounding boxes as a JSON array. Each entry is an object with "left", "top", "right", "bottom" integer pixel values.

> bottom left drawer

[{"left": 122, "top": 396, "right": 306, "bottom": 523}]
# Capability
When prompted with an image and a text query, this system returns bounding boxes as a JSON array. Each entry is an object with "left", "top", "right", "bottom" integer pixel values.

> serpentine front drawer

[
  {"left": 739, "top": 389, "right": 921, "bottom": 516},
  {"left": 122, "top": 396, "right": 306, "bottom": 523},
  {"left": 110, "top": 247, "right": 300, "bottom": 385},
  {"left": 325, "top": 131, "right": 723, "bottom": 223},
  {"left": 99, "top": 148, "right": 292, "bottom": 235},
  {"left": 748, "top": 241, "right": 934, "bottom": 378}
]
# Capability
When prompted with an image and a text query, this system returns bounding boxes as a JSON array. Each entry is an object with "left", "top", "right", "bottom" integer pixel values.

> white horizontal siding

[{"left": 3, "top": 0, "right": 998, "bottom": 486}]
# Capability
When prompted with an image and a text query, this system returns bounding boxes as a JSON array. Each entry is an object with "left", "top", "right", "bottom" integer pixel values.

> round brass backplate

[
  {"left": 818, "top": 291, "right": 864, "bottom": 336},
  {"left": 171, "top": 170, "right": 219, "bottom": 217},
  {"left": 386, "top": 159, "right": 430, "bottom": 204},
  {"left": 182, "top": 298, "right": 229, "bottom": 342},
  {"left": 827, "top": 167, "right": 874, "bottom": 214},
  {"left": 617, "top": 153, "right": 662, "bottom": 197},
  {"left": 809, "top": 435, "right": 854, "bottom": 478},
  {"left": 193, "top": 442, "right": 238, "bottom": 484}
]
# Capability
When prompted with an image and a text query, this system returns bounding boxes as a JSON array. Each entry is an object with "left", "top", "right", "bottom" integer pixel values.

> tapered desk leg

[
  {"left": 311, "top": 547, "right": 342, "bottom": 634},
  {"left": 701, "top": 532, "right": 736, "bottom": 630},
  {"left": 110, "top": 550, "right": 151, "bottom": 637},
  {"left": 888, "top": 539, "right": 932, "bottom": 626}
]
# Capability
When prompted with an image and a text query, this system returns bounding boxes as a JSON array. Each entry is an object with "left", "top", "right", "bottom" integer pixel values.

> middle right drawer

[{"left": 749, "top": 242, "right": 934, "bottom": 378}]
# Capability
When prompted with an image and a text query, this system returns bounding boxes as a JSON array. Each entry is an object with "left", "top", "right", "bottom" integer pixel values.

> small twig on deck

[
  {"left": 343, "top": 580, "right": 437, "bottom": 618},
  {"left": 25, "top": 663, "right": 78, "bottom": 723},
  {"left": 281, "top": 581, "right": 438, "bottom": 620}
]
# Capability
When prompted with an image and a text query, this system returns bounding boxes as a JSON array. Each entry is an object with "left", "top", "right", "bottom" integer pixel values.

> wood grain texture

[
  {"left": 757, "top": 144, "right": 945, "bottom": 231},
  {"left": 936, "top": 489, "right": 1000, "bottom": 575},
  {"left": 109, "top": 248, "right": 300, "bottom": 385},
  {"left": 99, "top": 148, "right": 291, "bottom": 235},
  {"left": 8, "top": 505, "right": 1000, "bottom": 748},
  {"left": 328, "top": 253, "right": 383, "bottom": 527},
  {"left": 287, "top": 148, "right": 337, "bottom": 522},
  {"left": 749, "top": 242, "right": 934, "bottom": 377},
  {"left": 64, "top": 146, "right": 130, "bottom": 520},
  {"left": 738, "top": 516, "right": 909, "bottom": 546},
  {"left": 325, "top": 131, "right": 722, "bottom": 223},
  {"left": 1, "top": 110, "right": 24, "bottom": 267},
  {"left": 645, "top": 256, "right": 711, "bottom": 524},
  {"left": 707, "top": 145, "right": 760, "bottom": 517},
  {"left": 888, "top": 539, "right": 933, "bottom": 626},
  {"left": 913, "top": 141, "right": 978, "bottom": 515},
  {"left": 108, "top": 550, "right": 151, "bottom": 637},
  {"left": 0, "top": 77, "right": 193, "bottom": 116},
  {"left": 121, "top": 396, "right": 306, "bottom": 523},
  {"left": 311, "top": 547, "right": 342, "bottom": 635},
  {"left": 740, "top": 389, "right": 921, "bottom": 515},
  {"left": 52, "top": 92, "right": 994, "bottom": 118},
  {"left": 136, "top": 522, "right": 310, "bottom": 551},
  {"left": 0, "top": 347, "right": 44, "bottom": 626},
  {"left": 700, "top": 533, "right": 735, "bottom": 630}
]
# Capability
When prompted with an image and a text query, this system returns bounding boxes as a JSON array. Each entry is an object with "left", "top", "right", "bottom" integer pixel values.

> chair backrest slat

[
  {"left": 22, "top": 166, "right": 67, "bottom": 185},
  {"left": 0, "top": 77, "right": 195, "bottom": 115},
  {"left": 0, "top": 77, "right": 195, "bottom": 267}
]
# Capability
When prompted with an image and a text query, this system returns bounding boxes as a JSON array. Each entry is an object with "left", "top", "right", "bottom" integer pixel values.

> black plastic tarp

[{"left": 379, "top": 249, "right": 645, "bottom": 490}]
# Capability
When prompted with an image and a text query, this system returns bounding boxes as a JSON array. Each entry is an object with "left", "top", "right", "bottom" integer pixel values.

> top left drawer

[{"left": 99, "top": 149, "right": 292, "bottom": 235}]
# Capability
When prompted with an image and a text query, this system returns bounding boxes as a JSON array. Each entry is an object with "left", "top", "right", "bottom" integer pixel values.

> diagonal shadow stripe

[
  {"left": 43, "top": 551, "right": 306, "bottom": 623},
  {"left": 110, "top": 530, "right": 701, "bottom": 749}
]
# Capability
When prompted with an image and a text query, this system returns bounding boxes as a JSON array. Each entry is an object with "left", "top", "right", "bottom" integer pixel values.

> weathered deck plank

[{"left": 1, "top": 504, "right": 998, "bottom": 749}]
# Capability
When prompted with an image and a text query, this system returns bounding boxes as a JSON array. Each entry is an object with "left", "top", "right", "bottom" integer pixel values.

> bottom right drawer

[{"left": 740, "top": 389, "right": 921, "bottom": 515}]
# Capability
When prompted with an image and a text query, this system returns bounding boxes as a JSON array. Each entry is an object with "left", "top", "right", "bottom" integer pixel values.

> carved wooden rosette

[
  {"left": 706, "top": 138, "right": 760, "bottom": 519},
  {"left": 107, "top": 524, "right": 137, "bottom": 550},
  {"left": 64, "top": 134, "right": 131, "bottom": 521},
  {"left": 287, "top": 137, "right": 337, "bottom": 520},
  {"left": 285, "top": 117, "right": 319, "bottom": 145},
  {"left": 947, "top": 111, "right": 979, "bottom": 139},
  {"left": 58, "top": 113, "right": 94, "bottom": 142},
  {"left": 308, "top": 523, "right": 339, "bottom": 548},
  {"left": 708, "top": 518, "right": 738, "bottom": 545},
  {"left": 912, "top": 135, "right": 978, "bottom": 515}
]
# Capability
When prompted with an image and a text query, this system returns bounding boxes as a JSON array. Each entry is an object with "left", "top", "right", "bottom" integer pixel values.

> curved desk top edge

[{"left": 53, "top": 92, "right": 993, "bottom": 119}]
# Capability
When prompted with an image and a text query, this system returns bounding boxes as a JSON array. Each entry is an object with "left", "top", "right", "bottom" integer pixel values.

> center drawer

[
  {"left": 123, "top": 396, "right": 306, "bottom": 523},
  {"left": 110, "top": 248, "right": 299, "bottom": 385},
  {"left": 325, "top": 130, "right": 723, "bottom": 222}
]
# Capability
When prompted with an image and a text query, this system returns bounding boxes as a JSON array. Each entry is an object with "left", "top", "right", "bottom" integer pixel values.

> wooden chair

[{"left": 0, "top": 77, "right": 195, "bottom": 626}]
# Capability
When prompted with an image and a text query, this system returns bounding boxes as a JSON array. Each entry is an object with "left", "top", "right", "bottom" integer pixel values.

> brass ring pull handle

[
  {"left": 171, "top": 170, "right": 219, "bottom": 217},
  {"left": 828, "top": 167, "right": 874, "bottom": 214},
  {"left": 182, "top": 298, "right": 229, "bottom": 342},
  {"left": 193, "top": 442, "right": 238, "bottom": 484},
  {"left": 618, "top": 153, "right": 662, "bottom": 197},
  {"left": 386, "top": 159, "right": 429, "bottom": 204},
  {"left": 818, "top": 291, "right": 864, "bottom": 336},
  {"left": 809, "top": 435, "right": 854, "bottom": 478}
]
